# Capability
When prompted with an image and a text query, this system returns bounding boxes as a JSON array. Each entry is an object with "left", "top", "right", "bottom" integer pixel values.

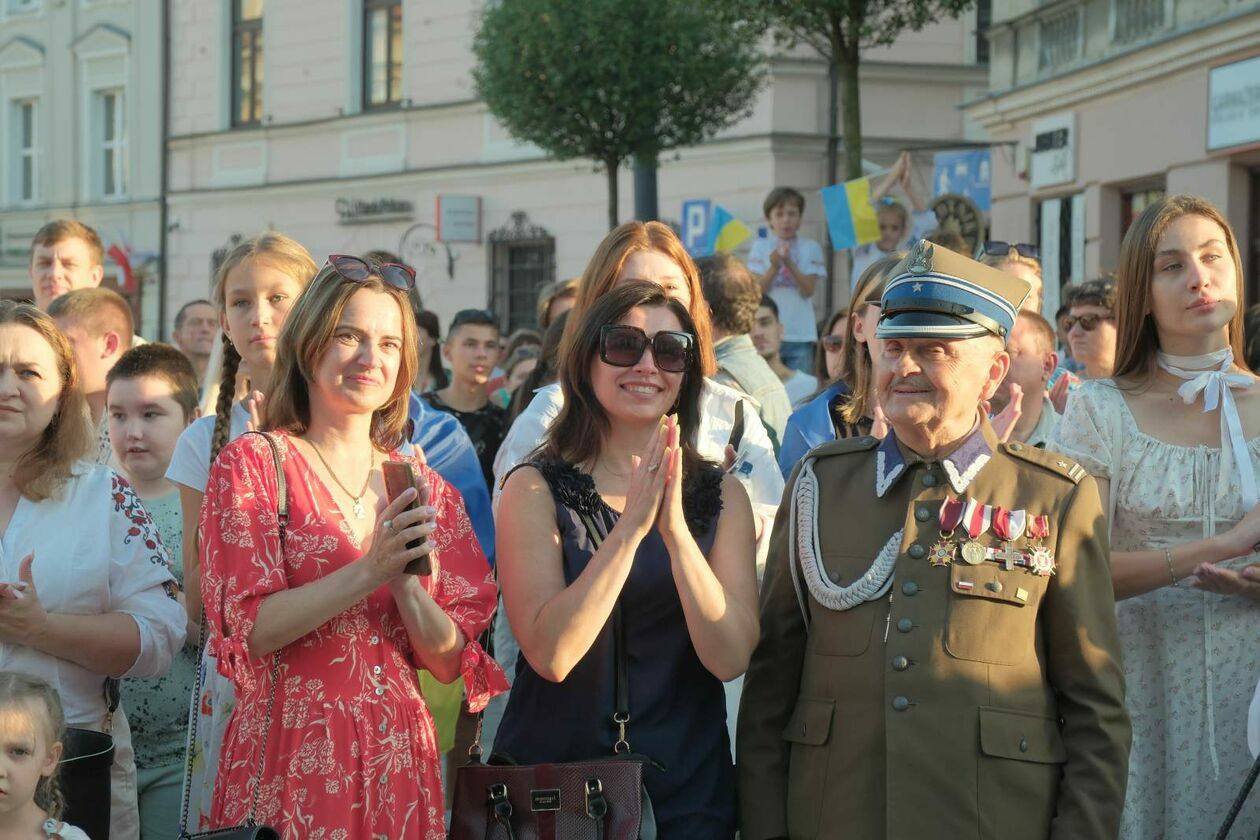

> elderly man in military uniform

[{"left": 737, "top": 242, "right": 1130, "bottom": 840}]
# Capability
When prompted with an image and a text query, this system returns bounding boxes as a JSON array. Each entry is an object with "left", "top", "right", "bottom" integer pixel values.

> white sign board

[
  {"left": 436, "top": 195, "right": 482, "bottom": 242},
  {"left": 1030, "top": 113, "right": 1075, "bottom": 188},
  {"left": 1208, "top": 55, "right": 1260, "bottom": 151}
]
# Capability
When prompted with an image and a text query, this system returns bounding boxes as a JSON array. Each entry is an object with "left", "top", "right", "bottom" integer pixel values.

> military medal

[
  {"left": 960, "top": 498, "right": 992, "bottom": 565},
  {"left": 991, "top": 507, "right": 1027, "bottom": 571},
  {"left": 1027, "top": 514, "right": 1056, "bottom": 576},
  {"left": 931, "top": 497, "right": 965, "bottom": 566}
]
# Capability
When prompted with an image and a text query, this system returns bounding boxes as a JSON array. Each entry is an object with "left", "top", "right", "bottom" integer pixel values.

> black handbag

[
  {"left": 177, "top": 432, "right": 284, "bottom": 840},
  {"left": 59, "top": 725, "right": 114, "bottom": 840},
  {"left": 449, "top": 511, "right": 658, "bottom": 840}
]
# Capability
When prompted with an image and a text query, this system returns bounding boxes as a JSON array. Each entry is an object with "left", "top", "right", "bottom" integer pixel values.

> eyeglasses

[
  {"left": 981, "top": 241, "right": 1040, "bottom": 261},
  {"left": 1062, "top": 313, "right": 1115, "bottom": 332},
  {"left": 821, "top": 335, "right": 845, "bottom": 352},
  {"left": 327, "top": 254, "right": 416, "bottom": 291},
  {"left": 598, "top": 324, "right": 694, "bottom": 373}
]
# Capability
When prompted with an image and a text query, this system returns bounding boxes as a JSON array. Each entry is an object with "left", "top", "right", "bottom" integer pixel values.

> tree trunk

[
  {"left": 840, "top": 50, "right": 863, "bottom": 181},
  {"left": 824, "top": 57, "right": 841, "bottom": 314},
  {"left": 606, "top": 157, "right": 620, "bottom": 230},
  {"left": 633, "top": 151, "right": 659, "bottom": 222}
]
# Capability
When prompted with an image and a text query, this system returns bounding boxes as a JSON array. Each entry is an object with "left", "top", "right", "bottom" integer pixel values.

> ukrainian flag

[
  {"left": 821, "top": 177, "right": 881, "bottom": 251},
  {"left": 705, "top": 205, "right": 752, "bottom": 254}
]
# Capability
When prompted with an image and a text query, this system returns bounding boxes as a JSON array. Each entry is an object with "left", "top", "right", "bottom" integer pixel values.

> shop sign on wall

[
  {"left": 1208, "top": 55, "right": 1260, "bottom": 152},
  {"left": 336, "top": 198, "right": 415, "bottom": 225},
  {"left": 436, "top": 195, "right": 482, "bottom": 242},
  {"left": 1030, "top": 113, "right": 1075, "bottom": 189}
]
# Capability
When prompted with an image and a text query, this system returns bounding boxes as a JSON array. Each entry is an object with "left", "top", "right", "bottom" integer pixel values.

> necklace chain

[{"left": 306, "top": 438, "right": 375, "bottom": 518}]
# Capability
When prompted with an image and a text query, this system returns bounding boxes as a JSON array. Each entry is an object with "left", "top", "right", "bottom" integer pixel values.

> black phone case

[{"left": 382, "top": 462, "right": 431, "bottom": 576}]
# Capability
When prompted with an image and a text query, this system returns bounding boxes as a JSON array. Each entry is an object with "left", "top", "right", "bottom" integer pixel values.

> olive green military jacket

[{"left": 737, "top": 418, "right": 1130, "bottom": 840}]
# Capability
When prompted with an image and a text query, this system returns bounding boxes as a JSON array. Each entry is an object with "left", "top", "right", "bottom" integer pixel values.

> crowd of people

[{"left": 0, "top": 184, "right": 1256, "bottom": 840}]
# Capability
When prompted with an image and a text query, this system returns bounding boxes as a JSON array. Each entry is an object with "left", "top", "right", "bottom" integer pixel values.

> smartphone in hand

[{"left": 381, "top": 461, "right": 432, "bottom": 576}]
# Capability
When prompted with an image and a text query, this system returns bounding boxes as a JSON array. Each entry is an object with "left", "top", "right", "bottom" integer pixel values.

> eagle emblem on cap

[{"left": 907, "top": 240, "right": 935, "bottom": 274}]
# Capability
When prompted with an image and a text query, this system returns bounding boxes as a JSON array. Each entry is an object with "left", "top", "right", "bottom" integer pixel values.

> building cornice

[
  {"left": 774, "top": 55, "right": 988, "bottom": 86},
  {"left": 966, "top": 6, "right": 1260, "bottom": 130}
]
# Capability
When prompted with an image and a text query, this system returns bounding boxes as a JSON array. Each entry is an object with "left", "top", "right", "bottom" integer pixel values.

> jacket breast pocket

[
  {"left": 802, "top": 553, "right": 881, "bottom": 657},
  {"left": 945, "top": 563, "right": 1046, "bottom": 665}
]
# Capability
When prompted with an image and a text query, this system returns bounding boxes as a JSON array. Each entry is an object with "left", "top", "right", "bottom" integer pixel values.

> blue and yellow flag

[
  {"left": 820, "top": 177, "right": 881, "bottom": 251},
  {"left": 705, "top": 205, "right": 752, "bottom": 254}
]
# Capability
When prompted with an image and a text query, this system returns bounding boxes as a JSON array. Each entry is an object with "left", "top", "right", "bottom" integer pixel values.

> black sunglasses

[
  {"left": 981, "top": 241, "right": 1040, "bottom": 261},
  {"left": 821, "top": 335, "right": 845, "bottom": 351},
  {"left": 599, "top": 324, "right": 694, "bottom": 374},
  {"left": 1062, "top": 313, "right": 1115, "bottom": 332},
  {"left": 327, "top": 254, "right": 416, "bottom": 291}
]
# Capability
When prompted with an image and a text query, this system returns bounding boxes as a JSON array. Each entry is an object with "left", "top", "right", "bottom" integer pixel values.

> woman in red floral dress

[{"left": 200, "top": 255, "right": 506, "bottom": 838}]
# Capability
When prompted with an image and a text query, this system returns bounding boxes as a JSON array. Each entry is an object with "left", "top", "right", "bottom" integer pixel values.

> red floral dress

[{"left": 200, "top": 432, "right": 506, "bottom": 839}]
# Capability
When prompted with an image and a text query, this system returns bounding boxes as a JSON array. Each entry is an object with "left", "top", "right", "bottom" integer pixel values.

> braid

[
  {"left": 37, "top": 772, "right": 65, "bottom": 820},
  {"left": 211, "top": 333, "right": 242, "bottom": 462}
]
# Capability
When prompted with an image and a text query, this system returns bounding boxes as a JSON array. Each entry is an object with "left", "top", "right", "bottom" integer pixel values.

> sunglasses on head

[
  {"left": 599, "top": 324, "right": 693, "bottom": 374},
  {"left": 981, "top": 241, "right": 1040, "bottom": 261},
  {"left": 327, "top": 254, "right": 416, "bottom": 291},
  {"left": 1062, "top": 313, "right": 1115, "bottom": 332}
]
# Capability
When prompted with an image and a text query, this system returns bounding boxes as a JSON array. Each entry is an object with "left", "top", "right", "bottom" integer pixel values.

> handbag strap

[
  {"left": 178, "top": 431, "right": 286, "bottom": 837},
  {"left": 576, "top": 511, "right": 631, "bottom": 755}
]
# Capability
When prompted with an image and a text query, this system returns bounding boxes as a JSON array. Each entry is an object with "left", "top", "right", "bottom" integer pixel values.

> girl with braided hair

[
  {"left": 165, "top": 232, "right": 316, "bottom": 830},
  {"left": 0, "top": 673, "right": 88, "bottom": 838}
]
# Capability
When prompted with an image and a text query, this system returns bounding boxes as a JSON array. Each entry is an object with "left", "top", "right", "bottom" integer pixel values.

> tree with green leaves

[
  {"left": 472, "top": 0, "right": 766, "bottom": 230},
  {"left": 721, "top": 1, "right": 976, "bottom": 184}
]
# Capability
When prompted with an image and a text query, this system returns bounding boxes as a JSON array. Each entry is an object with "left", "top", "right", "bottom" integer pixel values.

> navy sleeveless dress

[{"left": 494, "top": 458, "right": 736, "bottom": 838}]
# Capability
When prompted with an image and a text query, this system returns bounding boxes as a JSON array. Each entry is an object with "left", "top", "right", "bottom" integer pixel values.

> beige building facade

[
  {"left": 161, "top": 0, "right": 991, "bottom": 337},
  {"left": 967, "top": 0, "right": 1260, "bottom": 316},
  {"left": 0, "top": 0, "right": 164, "bottom": 333}
]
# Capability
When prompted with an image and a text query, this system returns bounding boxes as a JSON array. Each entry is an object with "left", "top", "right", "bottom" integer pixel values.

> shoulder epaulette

[
  {"left": 809, "top": 434, "right": 880, "bottom": 461},
  {"left": 1001, "top": 441, "right": 1087, "bottom": 484}
]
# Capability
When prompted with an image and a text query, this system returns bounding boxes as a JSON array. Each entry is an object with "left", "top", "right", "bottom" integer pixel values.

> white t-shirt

[
  {"left": 784, "top": 370, "right": 819, "bottom": 408},
  {"left": 166, "top": 402, "right": 250, "bottom": 494},
  {"left": 746, "top": 236, "right": 826, "bottom": 343}
]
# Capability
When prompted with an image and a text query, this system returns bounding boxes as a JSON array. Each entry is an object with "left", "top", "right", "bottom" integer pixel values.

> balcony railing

[
  {"left": 1113, "top": 0, "right": 1167, "bottom": 43},
  {"left": 1038, "top": 5, "right": 1083, "bottom": 71}
]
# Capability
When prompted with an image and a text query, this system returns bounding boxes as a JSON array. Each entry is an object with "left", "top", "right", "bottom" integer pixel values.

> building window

[
  {"left": 1038, "top": 6, "right": 1082, "bottom": 72},
  {"left": 975, "top": 0, "right": 992, "bottom": 64},
  {"left": 97, "top": 89, "right": 126, "bottom": 197},
  {"left": 13, "top": 99, "right": 38, "bottom": 203},
  {"left": 1122, "top": 187, "right": 1165, "bottom": 236},
  {"left": 1113, "top": 0, "right": 1166, "bottom": 44},
  {"left": 232, "top": 0, "right": 264, "bottom": 127},
  {"left": 6, "top": 0, "right": 40, "bottom": 15},
  {"left": 363, "top": 0, "right": 402, "bottom": 109},
  {"left": 488, "top": 212, "right": 555, "bottom": 333}
]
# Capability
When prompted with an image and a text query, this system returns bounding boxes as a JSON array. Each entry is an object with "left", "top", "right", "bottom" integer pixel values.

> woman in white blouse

[
  {"left": 0, "top": 301, "right": 186, "bottom": 837},
  {"left": 1054, "top": 195, "right": 1260, "bottom": 837}
]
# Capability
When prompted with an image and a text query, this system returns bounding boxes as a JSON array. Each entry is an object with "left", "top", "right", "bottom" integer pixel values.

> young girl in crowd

[
  {"left": 1055, "top": 195, "right": 1260, "bottom": 837},
  {"left": 165, "top": 232, "right": 317, "bottom": 830},
  {"left": 107, "top": 345, "right": 201, "bottom": 839},
  {"left": 0, "top": 673, "right": 90, "bottom": 839}
]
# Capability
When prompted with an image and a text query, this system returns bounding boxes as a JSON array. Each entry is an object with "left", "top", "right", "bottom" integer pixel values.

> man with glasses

[
  {"left": 421, "top": 308, "right": 508, "bottom": 490},
  {"left": 1064, "top": 277, "right": 1119, "bottom": 380}
]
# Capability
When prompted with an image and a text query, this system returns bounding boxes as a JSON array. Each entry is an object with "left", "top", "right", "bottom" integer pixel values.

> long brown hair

[
  {"left": 567, "top": 221, "right": 717, "bottom": 376},
  {"left": 0, "top": 302, "right": 93, "bottom": 501},
  {"left": 0, "top": 672, "right": 68, "bottom": 819},
  {"left": 840, "top": 254, "right": 903, "bottom": 425},
  {"left": 263, "top": 265, "right": 418, "bottom": 451},
  {"left": 1113, "top": 195, "right": 1249, "bottom": 382},
  {"left": 209, "top": 233, "right": 317, "bottom": 461},
  {"left": 544, "top": 282, "right": 709, "bottom": 477}
]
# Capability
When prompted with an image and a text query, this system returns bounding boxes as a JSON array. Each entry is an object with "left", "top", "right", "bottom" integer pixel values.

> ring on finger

[
  {"left": 648, "top": 463, "right": 660, "bottom": 472},
  {"left": 383, "top": 519, "right": 394, "bottom": 535}
]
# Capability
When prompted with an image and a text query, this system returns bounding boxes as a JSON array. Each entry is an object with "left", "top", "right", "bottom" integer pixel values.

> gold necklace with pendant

[{"left": 307, "top": 438, "right": 375, "bottom": 519}]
